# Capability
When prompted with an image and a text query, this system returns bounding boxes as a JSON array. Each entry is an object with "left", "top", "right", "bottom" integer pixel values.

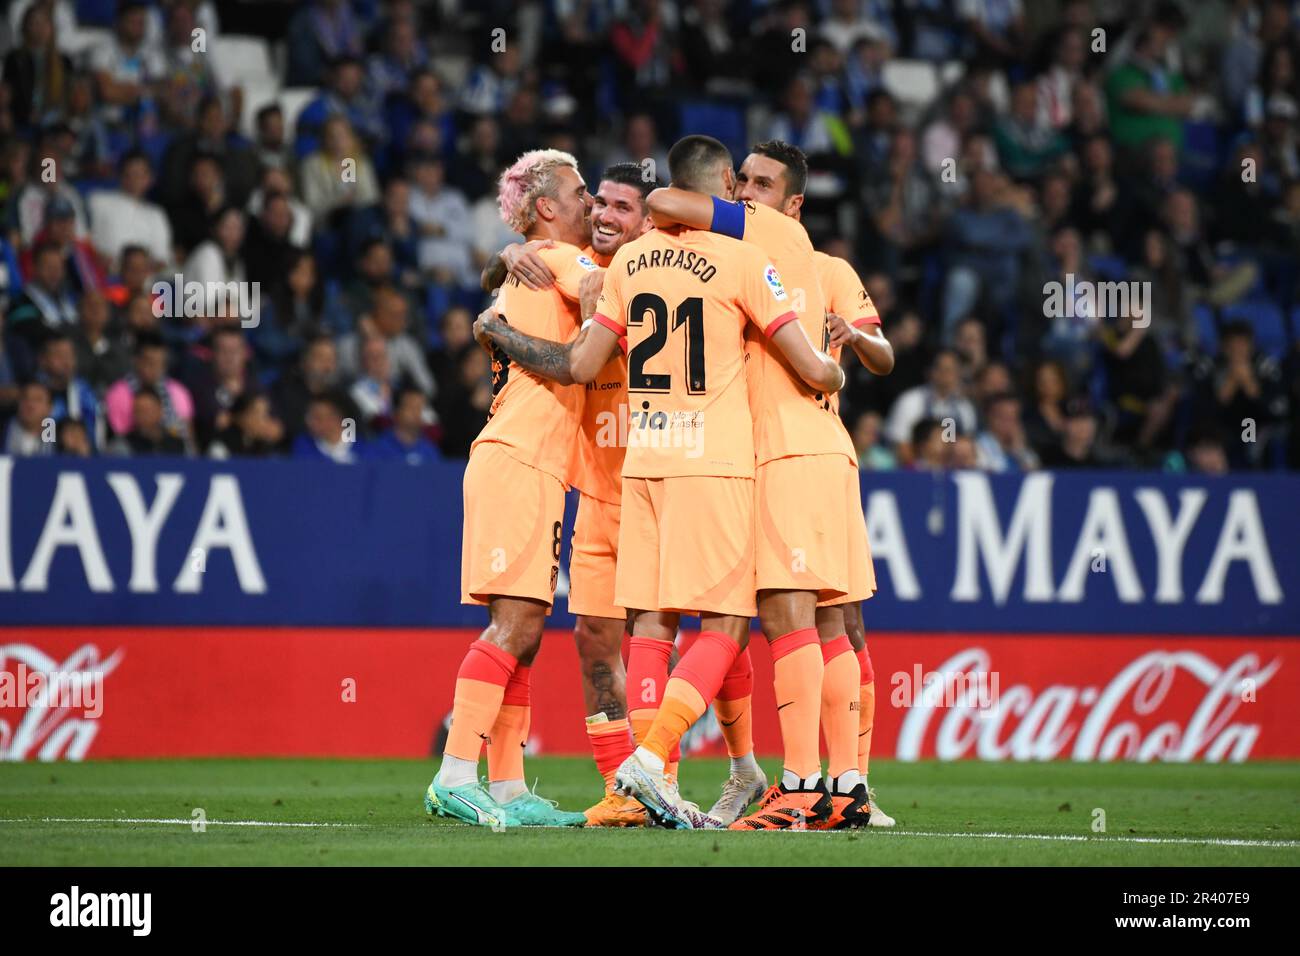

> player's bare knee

[
  {"left": 815, "top": 604, "right": 846, "bottom": 643},
  {"left": 574, "top": 615, "right": 623, "bottom": 661},
  {"left": 842, "top": 602, "right": 866, "bottom": 651}
]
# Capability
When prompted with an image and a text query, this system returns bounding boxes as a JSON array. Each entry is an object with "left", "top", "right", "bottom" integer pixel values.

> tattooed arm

[{"left": 474, "top": 307, "right": 576, "bottom": 384}]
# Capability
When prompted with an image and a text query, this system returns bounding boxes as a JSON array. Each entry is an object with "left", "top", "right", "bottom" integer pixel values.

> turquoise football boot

[
  {"left": 425, "top": 776, "right": 520, "bottom": 828},
  {"left": 499, "top": 784, "right": 588, "bottom": 827}
]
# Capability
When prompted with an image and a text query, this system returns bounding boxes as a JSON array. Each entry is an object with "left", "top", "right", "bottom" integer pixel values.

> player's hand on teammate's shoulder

[
  {"left": 579, "top": 268, "right": 606, "bottom": 321},
  {"left": 503, "top": 239, "right": 557, "bottom": 290},
  {"left": 826, "top": 312, "right": 855, "bottom": 350}
]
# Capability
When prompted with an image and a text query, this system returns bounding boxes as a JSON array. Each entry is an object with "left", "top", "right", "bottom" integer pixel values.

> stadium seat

[
  {"left": 882, "top": 60, "right": 940, "bottom": 117},
  {"left": 75, "top": 0, "right": 117, "bottom": 27},
  {"left": 1192, "top": 303, "right": 1219, "bottom": 354},
  {"left": 1087, "top": 255, "right": 1129, "bottom": 282},
  {"left": 213, "top": 35, "right": 277, "bottom": 89},
  {"left": 277, "top": 87, "right": 318, "bottom": 133},
  {"left": 1223, "top": 300, "right": 1290, "bottom": 357}
]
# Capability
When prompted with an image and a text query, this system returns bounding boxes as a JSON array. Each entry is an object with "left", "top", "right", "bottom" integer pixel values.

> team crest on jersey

[
  {"left": 764, "top": 265, "right": 788, "bottom": 301},
  {"left": 576, "top": 255, "right": 598, "bottom": 271}
]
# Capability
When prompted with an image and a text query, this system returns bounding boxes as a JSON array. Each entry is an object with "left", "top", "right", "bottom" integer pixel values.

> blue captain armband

[{"left": 710, "top": 196, "right": 746, "bottom": 239}]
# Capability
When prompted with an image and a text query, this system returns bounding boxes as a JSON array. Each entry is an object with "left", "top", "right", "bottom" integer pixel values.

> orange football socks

[
  {"left": 444, "top": 641, "right": 517, "bottom": 763},
  {"left": 857, "top": 646, "right": 876, "bottom": 776},
  {"left": 714, "top": 647, "right": 754, "bottom": 758},
  {"left": 487, "top": 664, "right": 531, "bottom": 787},
  {"left": 627, "top": 636, "right": 672, "bottom": 746},
  {"left": 586, "top": 715, "right": 634, "bottom": 791},
  {"left": 642, "top": 631, "right": 740, "bottom": 763},
  {"left": 820, "top": 636, "right": 861, "bottom": 781},
  {"left": 771, "top": 628, "right": 824, "bottom": 781}
]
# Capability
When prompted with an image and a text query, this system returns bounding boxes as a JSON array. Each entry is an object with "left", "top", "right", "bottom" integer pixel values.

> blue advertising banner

[{"left": 0, "top": 456, "right": 1295, "bottom": 634}]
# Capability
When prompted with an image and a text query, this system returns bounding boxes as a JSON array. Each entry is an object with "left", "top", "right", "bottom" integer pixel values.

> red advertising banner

[{"left": 1, "top": 628, "right": 1295, "bottom": 762}]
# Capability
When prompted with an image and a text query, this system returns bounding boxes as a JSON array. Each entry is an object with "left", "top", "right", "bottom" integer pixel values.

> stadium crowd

[{"left": 0, "top": 0, "right": 1297, "bottom": 471}]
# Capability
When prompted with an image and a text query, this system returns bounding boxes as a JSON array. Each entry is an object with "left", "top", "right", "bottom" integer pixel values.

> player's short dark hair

[
  {"left": 750, "top": 140, "right": 808, "bottom": 198},
  {"left": 667, "top": 135, "right": 733, "bottom": 192},
  {"left": 601, "top": 162, "right": 660, "bottom": 200}
]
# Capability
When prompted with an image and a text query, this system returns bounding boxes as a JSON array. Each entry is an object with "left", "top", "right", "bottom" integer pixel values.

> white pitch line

[
  {"left": 1, "top": 819, "right": 1296, "bottom": 848},
  {"left": 0, "top": 817, "right": 362, "bottom": 829},
  {"left": 876, "top": 829, "right": 1300, "bottom": 849}
]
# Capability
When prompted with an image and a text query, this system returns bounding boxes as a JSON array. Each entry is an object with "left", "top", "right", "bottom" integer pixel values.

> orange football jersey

[
  {"left": 473, "top": 242, "right": 599, "bottom": 481},
  {"left": 713, "top": 200, "right": 855, "bottom": 465},
  {"left": 814, "top": 250, "right": 881, "bottom": 414},
  {"left": 569, "top": 248, "right": 630, "bottom": 505},
  {"left": 592, "top": 227, "right": 795, "bottom": 479}
]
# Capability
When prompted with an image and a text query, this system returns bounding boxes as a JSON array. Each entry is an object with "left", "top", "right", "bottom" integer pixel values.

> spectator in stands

[
  {"left": 435, "top": 345, "right": 493, "bottom": 458},
  {"left": 243, "top": 192, "right": 300, "bottom": 293},
  {"left": 1189, "top": 321, "right": 1287, "bottom": 470},
  {"left": 14, "top": 129, "right": 88, "bottom": 244},
  {"left": 994, "top": 80, "right": 1069, "bottom": 180},
  {"left": 1036, "top": 26, "right": 1088, "bottom": 130},
  {"left": 1175, "top": 422, "right": 1231, "bottom": 475},
  {"left": 1023, "top": 358, "right": 1070, "bottom": 460},
  {"left": 72, "top": 291, "right": 129, "bottom": 395},
  {"left": 182, "top": 206, "right": 247, "bottom": 317},
  {"left": 168, "top": 152, "right": 226, "bottom": 260},
  {"left": 349, "top": 333, "right": 393, "bottom": 433},
  {"left": 368, "top": 13, "right": 427, "bottom": 102},
  {"left": 1162, "top": 188, "right": 1258, "bottom": 311},
  {"left": 61, "top": 74, "right": 111, "bottom": 182},
  {"left": 885, "top": 349, "right": 978, "bottom": 447},
  {"left": 271, "top": 334, "right": 346, "bottom": 442},
  {"left": 1071, "top": 134, "right": 1122, "bottom": 250},
  {"left": 22, "top": 195, "right": 105, "bottom": 296},
  {"left": 292, "top": 390, "right": 362, "bottom": 463},
  {"left": 183, "top": 325, "right": 256, "bottom": 452},
  {"left": 952, "top": 316, "right": 988, "bottom": 385},
  {"left": 3, "top": 3, "right": 71, "bottom": 130},
  {"left": 157, "top": 0, "right": 230, "bottom": 130},
  {"left": 287, "top": 0, "right": 364, "bottom": 88},
  {"left": 56, "top": 417, "right": 92, "bottom": 457},
  {"left": 447, "top": 115, "right": 504, "bottom": 203},
  {"left": 253, "top": 104, "right": 292, "bottom": 172},
  {"left": 159, "top": 95, "right": 259, "bottom": 209},
  {"left": 970, "top": 359, "right": 1013, "bottom": 415},
  {"left": 407, "top": 153, "right": 475, "bottom": 288},
  {"left": 862, "top": 126, "right": 940, "bottom": 277},
  {"left": 940, "top": 168, "right": 1035, "bottom": 342},
  {"left": 851, "top": 408, "right": 896, "bottom": 470},
  {"left": 3, "top": 381, "right": 55, "bottom": 456},
  {"left": 907, "top": 417, "right": 948, "bottom": 470},
  {"left": 111, "top": 388, "right": 188, "bottom": 456},
  {"left": 367, "top": 385, "right": 441, "bottom": 464},
  {"left": 339, "top": 284, "right": 434, "bottom": 398},
  {"left": 36, "top": 330, "right": 102, "bottom": 450},
  {"left": 348, "top": 176, "right": 420, "bottom": 286},
  {"left": 1104, "top": 9, "right": 1197, "bottom": 157},
  {"left": 768, "top": 73, "right": 852, "bottom": 159},
  {"left": 1039, "top": 396, "right": 1103, "bottom": 469},
  {"left": 86, "top": 0, "right": 164, "bottom": 136},
  {"left": 297, "top": 55, "right": 383, "bottom": 156},
  {"left": 300, "top": 115, "right": 380, "bottom": 225},
  {"left": 104, "top": 331, "right": 194, "bottom": 441},
  {"left": 208, "top": 391, "right": 282, "bottom": 459},
  {"left": 247, "top": 166, "right": 313, "bottom": 249},
  {"left": 959, "top": 0, "right": 1026, "bottom": 71},
  {"left": 1100, "top": 308, "right": 1177, "bottom": 464},
  {"left": 5, "top": 239, "right": 79, "bottom": 378},
  {"left": 976, "top": 391, "right": 1040, "bottom": 472},
  {"left": 89, "top": 151, "right": 173, "bottom": 270}
]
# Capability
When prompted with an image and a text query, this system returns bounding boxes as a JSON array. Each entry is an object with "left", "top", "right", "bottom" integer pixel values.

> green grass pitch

[{"left": 2, "top": 757, "right": 1298, "bottom": 866}]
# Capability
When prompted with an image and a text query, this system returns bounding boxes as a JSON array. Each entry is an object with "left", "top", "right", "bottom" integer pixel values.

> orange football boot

[
  {"left": 584, "top": 791, "right": 648, "bottom": 827},
  {"left": 729, "top": 779, "right": 832, "bottom": 830}
]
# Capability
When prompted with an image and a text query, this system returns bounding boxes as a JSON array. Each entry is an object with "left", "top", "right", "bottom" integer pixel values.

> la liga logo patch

[
  {"left": 576, "top": 255, "right": 598, "bottom": 271},
  {"left": 764, "top": 265, "right": 787, "bottom": 301}
]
